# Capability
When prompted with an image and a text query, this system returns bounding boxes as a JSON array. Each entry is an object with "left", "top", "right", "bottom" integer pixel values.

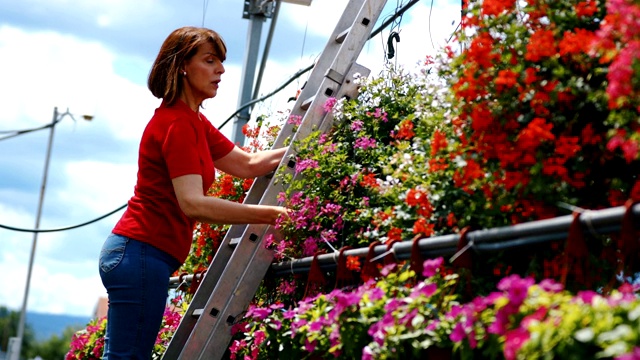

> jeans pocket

[{"left": 99, "top": 234, "right": 128, "bottom": 273}]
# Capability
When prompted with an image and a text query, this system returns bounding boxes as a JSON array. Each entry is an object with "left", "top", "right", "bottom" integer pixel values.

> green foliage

[{"left": 0, "top": 306, "right": 35, "bottom": 358}]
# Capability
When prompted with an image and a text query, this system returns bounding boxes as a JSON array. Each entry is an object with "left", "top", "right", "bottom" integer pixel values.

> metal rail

[{"left": 169, "top": 203, "right": 639, "bottom": 283}]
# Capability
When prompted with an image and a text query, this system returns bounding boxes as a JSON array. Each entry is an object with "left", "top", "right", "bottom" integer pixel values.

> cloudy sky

[{"left": 0, "top": 0, "right": 460, "bottom": 318}]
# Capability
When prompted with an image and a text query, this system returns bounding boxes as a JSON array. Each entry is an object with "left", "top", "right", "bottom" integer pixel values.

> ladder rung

[
  {"left": 230, "top": 232, "right": 260, "bottom": 247},
  {"left": 335, "top": 27, "right": 351, "bottom": 44},
  {"left": 192, "top": 309, "right": 203, "bottom": 317},
  {"left": 300, "top": 95, "right": 315, "bottom": 110}
]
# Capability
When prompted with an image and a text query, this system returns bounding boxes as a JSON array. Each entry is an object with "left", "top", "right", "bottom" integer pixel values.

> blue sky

[{"left": 0, "top": 0, "right": 460, "bottom": 317}]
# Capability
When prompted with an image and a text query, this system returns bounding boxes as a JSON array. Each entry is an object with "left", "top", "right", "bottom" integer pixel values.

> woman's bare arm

[{"left": 172, "top": 174, "right": 286, "bottom": 224}]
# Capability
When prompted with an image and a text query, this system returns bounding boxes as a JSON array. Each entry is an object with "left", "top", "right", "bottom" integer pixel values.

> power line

[{"left": 0, "top": 203, "right": 126, "bottom": 233}]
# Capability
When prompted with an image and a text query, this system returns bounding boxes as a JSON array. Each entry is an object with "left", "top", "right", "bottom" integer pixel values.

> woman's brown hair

[{"left": 148, "top": 26, "right": 227, "bottom": 106}]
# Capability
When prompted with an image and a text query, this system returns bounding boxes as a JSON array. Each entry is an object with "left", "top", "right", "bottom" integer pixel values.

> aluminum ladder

[{"left": 161, "top": 0, "right": 388, "bottom": 358}]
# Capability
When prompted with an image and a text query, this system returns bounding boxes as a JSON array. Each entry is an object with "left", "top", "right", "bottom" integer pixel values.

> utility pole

[
  {"left": 231, "top": 0, "right": 271, "bottom": 146},
  {"left": 9, "top": 107, "right": 92, "bottom": 360},
  {"left": 231, "top": 0, "right": 312, "bottom": 146}
]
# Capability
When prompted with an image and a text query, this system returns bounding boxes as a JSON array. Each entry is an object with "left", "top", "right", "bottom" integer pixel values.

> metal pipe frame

[{"left": 169, "top": 203, "right": 639, "bottom": 286}]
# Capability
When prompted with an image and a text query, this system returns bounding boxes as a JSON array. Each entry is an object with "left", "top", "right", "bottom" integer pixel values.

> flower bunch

[
  {"left": 231, "top": 263, "right": 640, "bottom": 359},
  {"left": 444, "top": 275, "right": 640, "bottom": 360},
  {"left": 66, "top": 317, "right": 106, "bottom": 360},
  {"left": 262, "top": 0, "right": 640, "bottom": 299},
  {"left": 230, "top": 257, "right": 459, "bottom": 359},
  {"left": 591, "top": 0, "right": 640, "bottom": 169},
  {"left": 65, "top": 307, "right": 183, "bottom": 359}
]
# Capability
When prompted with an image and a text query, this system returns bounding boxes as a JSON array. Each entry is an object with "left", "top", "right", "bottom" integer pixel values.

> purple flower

[
  {"left": 246, "top": 304, "right": 272, "bottom": 320},
  {"left": 450, "top": 322, "right": 467, "bottom": 342},
  {"left": 503, "top": 328, "right": 530, "bottom": 360},
  {"left": 351, "top": 120, "right": 364, "bottom": 131},
  {"left": 411, "top": 282, "right": 437, "bottom": 298},
  {"left": 576, "top": 290, "right": 599, "bottom": 305},
  {"left": 422, "top": 257, "right": 444, "bottom": 278},
  {"left": 538, "top": 278, "right": 564, "bottom": 293},
  {"left": 616, "top": 347, "right": 640, "bottom": 360},
  {"left": 323, "top": 97, "right": 337, "bottom": 112},
  {"left": 354, "top": 136, "right": 377, "bottom": 150},
  {"left": 497, "top": 274, "right": 534, "bottom": 306},
  {"left": 295, "top": 159, "right": 319, "bottom": 174}
]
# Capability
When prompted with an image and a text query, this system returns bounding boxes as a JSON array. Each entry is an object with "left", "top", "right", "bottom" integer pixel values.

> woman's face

[{"left": 182, "top": 42, "right": 225, "bottom": 103}]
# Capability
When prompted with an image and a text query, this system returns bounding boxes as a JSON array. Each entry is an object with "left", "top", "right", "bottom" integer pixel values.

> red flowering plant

[
  {"left": 65, "top": 307, "right": 182, "bottom": 360},
  {"left": 262, "top": 66, "right": 456, "bottom": 302},
  {"left": 240, "top": 0, "right": 639, "bottom": 319}
]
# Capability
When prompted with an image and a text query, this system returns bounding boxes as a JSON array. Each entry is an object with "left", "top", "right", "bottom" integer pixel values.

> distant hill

[{"left": 26, "top": 312, "right": 91, "bottom": 341}]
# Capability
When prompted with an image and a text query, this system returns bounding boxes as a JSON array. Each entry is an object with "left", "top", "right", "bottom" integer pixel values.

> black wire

[
  {"left": 0, "top": 122, "right": 55, "bottom": 141},
  {"left": 0, "top": 204, "right": 127, "bottom": 233},
  {"left": 217, "top": 63, "right": 314, "bottom": 130}
]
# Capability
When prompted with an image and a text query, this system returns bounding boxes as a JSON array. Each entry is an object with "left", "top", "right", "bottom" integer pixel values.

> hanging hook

[{"left": 387, "top": 31, "right": 401, "bottom": 59}]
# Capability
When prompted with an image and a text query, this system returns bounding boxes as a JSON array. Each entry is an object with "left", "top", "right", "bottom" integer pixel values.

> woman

[{"left": 98, "top": 26, "right": 288, "bottom": 359}]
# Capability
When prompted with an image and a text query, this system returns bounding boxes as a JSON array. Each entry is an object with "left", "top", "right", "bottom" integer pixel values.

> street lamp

[{"left": 9, "top": 107, "right": 92, "bottom": 360}]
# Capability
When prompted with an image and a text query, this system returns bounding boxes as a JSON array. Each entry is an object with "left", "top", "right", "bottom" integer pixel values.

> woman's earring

[{"left": 183, "top": 71, "right": 187, "bottom": 76}]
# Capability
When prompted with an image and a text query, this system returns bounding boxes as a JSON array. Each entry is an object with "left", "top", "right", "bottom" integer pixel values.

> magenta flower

[
  {"left": 503, "top": 328, "right": 530, "bottom": 360},
  {"left": 323, "top": 97, "right": 337, "bottom": 112},
  {"left": 246, "top": 304, "right": 272, "bottom": 320},
  {"left": 497, "top": 274, "right": 534, "bottom": 305},
  {"left": 295, "top": 158, "right": 319, "bottom": 174},
  {"left": 450, "top": 322, "right": 467, "bottom": 342},
  {"left": 354, "top": 136, "right": 377, "bottom": 150},
  {"left": 351, "top": 120, "right": 364, "bottom": 131},
  {"left": 304, "top": 338, "right": 317, "bottom": 353},
  {"left": 576, "top": 290, "right": 599, "bottom": 305},
  {"left": 538, "top": 278, "right": 564, "bottom": 293},
  {"left": 422, "top": 257, "right": 444, "bottom": 277},
  {"left": 288, "top": 114, "right": 302, "bottom": 125},
  {"left": 616, "top": 347, "right": 640, "bottom": 360}
]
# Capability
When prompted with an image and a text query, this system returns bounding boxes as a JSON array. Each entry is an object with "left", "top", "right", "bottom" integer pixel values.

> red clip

[
  {"left": 452, "top": 227, "right": 472, "bottom": 270},
  {"left": 384, "top": 239, "right": 400, "bottom": 265},
  {"left": 361, "top": 241, "right": 381, "bottom": 282},
  {"left": 189, "top": 269, "right": 207, "bottom": 294},
  {"left": 561, "top": 212, "right": 590, "bottom": 288},
  {"left": 410, "top": 235, "right": 424, "bottom": 278},
  {"left": 453, "top": 227, "right": 473, "bottom": 298},
  {"left": 620, "top": 200, "right": 640, "bottom": 274},
  {"left": 303, "top": 252, "right": 327, "bottom": 299},
  {"left": 335, "top": 246, "right": 356, "bottom": 289}
]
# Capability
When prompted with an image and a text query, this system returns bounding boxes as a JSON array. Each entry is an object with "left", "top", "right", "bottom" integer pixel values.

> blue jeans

[{"left": 99, "top": 233, "right": 180, "bottom": 360}]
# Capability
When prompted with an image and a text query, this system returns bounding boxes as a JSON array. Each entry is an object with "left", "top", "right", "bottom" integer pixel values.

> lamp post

[{"left": 9, "top": 107, "right": 92, "bottom": 360}]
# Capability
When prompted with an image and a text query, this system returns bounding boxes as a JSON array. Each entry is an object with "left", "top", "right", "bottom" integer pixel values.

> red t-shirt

[{"left": 113, "top": 99, "right": 235, "bottom": 263}]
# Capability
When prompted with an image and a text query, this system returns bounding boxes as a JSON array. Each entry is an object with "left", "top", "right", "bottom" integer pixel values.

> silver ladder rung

[
  {"left": 335, "top": 27, "right": 351, "bottom": 43},
  {"left": 300, "top": 95, "right": 315, "bottom": 110},
  {"left": 192, "top": 309, "right": 204, "bottom": 317}
]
